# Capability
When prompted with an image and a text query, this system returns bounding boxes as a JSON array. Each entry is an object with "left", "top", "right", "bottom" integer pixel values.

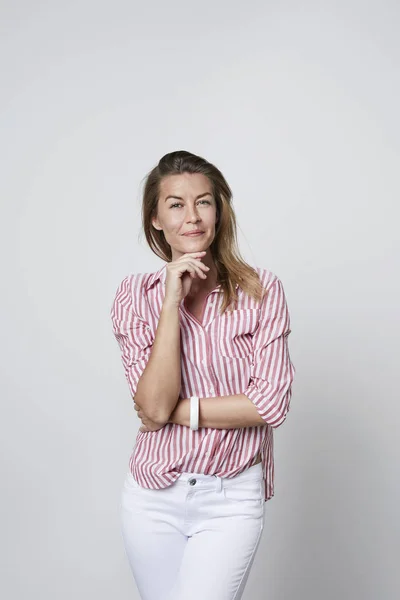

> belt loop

[{"left": 214, "top": 474, "right": 223, "bottom": 493}]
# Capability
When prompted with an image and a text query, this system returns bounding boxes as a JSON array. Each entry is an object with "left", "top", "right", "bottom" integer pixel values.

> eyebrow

[{"left": 164, "top": 192, "right": 213, "bottom": 202}]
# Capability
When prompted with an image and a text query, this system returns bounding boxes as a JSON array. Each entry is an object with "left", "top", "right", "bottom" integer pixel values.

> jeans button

[{"left": 189, "top": 478, "right": 196, "bottom": 486}]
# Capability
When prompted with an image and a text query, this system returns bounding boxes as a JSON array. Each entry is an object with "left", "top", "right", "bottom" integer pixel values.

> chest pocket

[{"left": 218, "top": 308, "right": 260, "bottom": 358}]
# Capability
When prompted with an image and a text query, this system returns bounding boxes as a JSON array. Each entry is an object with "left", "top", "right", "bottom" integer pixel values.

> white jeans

[{"left": 120, "top": 461, "right": 265, "bottom": 600}]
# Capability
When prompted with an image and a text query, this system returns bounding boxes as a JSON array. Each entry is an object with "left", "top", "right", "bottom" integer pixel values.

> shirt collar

[{"left": 145, "top": 264, "right": 167, "bottom": 291}]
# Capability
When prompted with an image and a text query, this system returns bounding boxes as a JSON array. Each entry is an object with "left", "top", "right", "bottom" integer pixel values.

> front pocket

[
  {"left": 223, "top": 478, "right": 263, "bottom": 504},
  {"left": 218, "top": 308, "right": 260, "bottom": 358}
]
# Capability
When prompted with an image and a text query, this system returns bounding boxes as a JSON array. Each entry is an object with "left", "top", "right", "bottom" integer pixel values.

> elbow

[
  {"left": 129, "top": 366, "right": 180, "bottom": 424},
  {"left": 148, "top": 395, "right": 176, "bottom": 425},
  {"left": 245, "top": 378, "right": 294, "bottom": 429},
  {"left": 256, "top": 408, "right": 287, "bottom": 429},
  {"left": 259, "top": 407, "right": 290, "bottom": 429},
  {"left": 266, "top": 391, "right": 293, "bottom": 429},
  {"left": 268, "top": 409, "right": 289, "bottom": 429},
  {"left": 153, "top": 409, "right": 171, "bottom": 425},
  {"left": 132, "top": 389, "right": 173, "bottom": 425},
  {"left": 146, "top": 405, "right": 171, "bottom": 426},
  {"left": 256, "top": 388, "right": 293, "bottom": 429},
  {"left": 132, "top": 391, "right": 157, "bottom": 423},
  {"left": 133, "top": 396, "right": 166, "bottom": 424}
]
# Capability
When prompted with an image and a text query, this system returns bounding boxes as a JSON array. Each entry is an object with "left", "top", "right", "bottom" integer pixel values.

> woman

[{"left": 110, "top": 150, "right": 296, "bottom": 600}]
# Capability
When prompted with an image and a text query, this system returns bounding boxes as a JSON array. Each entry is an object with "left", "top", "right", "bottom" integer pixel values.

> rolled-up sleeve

[
  {"left": 243, "top": 277, "right": 296, "bottom": 428},
  {"left": 110, "top": 275, "right": 154, "bottom": 399}
]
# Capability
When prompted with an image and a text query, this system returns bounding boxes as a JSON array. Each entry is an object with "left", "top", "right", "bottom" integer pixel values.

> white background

[{"left": 1, "top": 1, "right": 399, "bottom": 598}]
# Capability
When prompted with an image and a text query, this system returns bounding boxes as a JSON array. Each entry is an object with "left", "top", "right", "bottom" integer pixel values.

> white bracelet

[{"left": 190, "top": 396, "right": 199, "bottom": 430}]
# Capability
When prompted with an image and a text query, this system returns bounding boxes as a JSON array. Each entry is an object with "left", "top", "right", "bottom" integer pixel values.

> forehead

[{"left": 159, "top": 172, "right": 212, "bottom": 198}]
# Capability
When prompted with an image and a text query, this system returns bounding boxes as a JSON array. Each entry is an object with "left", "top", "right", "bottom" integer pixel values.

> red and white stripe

[{"left": 110, "top": 264, "right": 296, "bottom": 501}]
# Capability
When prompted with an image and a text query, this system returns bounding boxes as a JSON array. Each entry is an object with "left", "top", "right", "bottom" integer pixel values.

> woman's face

[{"left": 152, "top": 172, "right": 218, "bottom": 261}]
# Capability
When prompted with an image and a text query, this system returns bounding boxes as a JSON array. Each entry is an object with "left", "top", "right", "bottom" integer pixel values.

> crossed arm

[
  {"left": 112, "top": 276, "right": 295, "bottom": 431},
  {"left": 137, "top": 393, "right": 267, "bottom": 429}
]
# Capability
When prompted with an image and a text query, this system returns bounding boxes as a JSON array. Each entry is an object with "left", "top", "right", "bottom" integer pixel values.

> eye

[{"left": 169, "top": 200, "right": 211, "bottom": 209}]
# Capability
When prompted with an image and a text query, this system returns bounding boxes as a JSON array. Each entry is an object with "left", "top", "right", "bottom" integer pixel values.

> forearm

[
  {"left": 168, "top": 394, "right": 267, "bottom": 429},
  {"left": 134, "top": 302, "right": 181, "bottom": 423}
]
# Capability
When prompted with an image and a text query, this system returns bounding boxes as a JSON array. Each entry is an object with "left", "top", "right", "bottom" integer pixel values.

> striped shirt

[{"left": 110, "top": 263, "right": 295, "bottom": 501}]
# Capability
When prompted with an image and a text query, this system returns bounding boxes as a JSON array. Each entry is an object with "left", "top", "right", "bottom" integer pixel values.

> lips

[{"left": 183, "top": 231, "right": 204, "bottom": 236}]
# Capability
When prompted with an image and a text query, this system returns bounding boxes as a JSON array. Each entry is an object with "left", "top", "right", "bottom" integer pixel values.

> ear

[{"left": 151, "top": 217, "right": 162, "bottom": 231}]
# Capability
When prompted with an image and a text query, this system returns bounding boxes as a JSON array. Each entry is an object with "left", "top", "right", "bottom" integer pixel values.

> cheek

[
  {"left": 206, "top": 211, "right": 218, "bottom": 227},
  {"left": 161, "top": 213, "right": 184, "bottom": 231}
]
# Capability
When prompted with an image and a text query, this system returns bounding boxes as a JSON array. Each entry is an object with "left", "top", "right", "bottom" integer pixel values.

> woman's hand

[
  {"left": 164, "top": 251, "right": 210, "bottom": 306},
  {"left": 134, "top": 402, "right": 167, "bottom": 433}
]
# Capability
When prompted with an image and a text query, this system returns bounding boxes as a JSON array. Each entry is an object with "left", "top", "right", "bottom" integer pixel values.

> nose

[{"left": 187, "top": 207, "right": 201, "bottom": 223}]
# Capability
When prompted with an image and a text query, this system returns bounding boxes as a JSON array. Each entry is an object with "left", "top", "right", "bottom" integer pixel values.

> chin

[{"left": 183, "top": 238, "right": 207, "bottom": 245}]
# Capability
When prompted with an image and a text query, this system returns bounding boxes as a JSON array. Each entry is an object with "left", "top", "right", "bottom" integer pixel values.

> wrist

[{"left": 161, "top": 300, "right": 181, "bottom": 313}]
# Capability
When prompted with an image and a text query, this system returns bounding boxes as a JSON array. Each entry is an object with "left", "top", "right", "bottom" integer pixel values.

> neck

[{"left": 188, "top": 263, "right": 219, "bottom": 297}]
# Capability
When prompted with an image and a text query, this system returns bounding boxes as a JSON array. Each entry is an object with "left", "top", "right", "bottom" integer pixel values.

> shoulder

[
  {"left": 253, "top": 266, "right": 280, "bottom": 291},
  {"left": 111, "top": 268, "right": 161, "bottom": 312},
  {"left": 113, "top": 272, "right": 150, "bottom": 295}
]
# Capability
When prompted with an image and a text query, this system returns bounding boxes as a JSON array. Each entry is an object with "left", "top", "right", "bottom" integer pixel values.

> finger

[
  {"left": 189, "top": 263, "right": 207, "bottom": 279},
  {"left": 183, "top": 260, "right": 209, "bottom": 279},
  {"left": 179, "top": 251, "right": 207, "bottom": 259},
  {"left": 196, "top": 266, "right": 207, "bottom": 279},
  {"left": 187, "top": 257, "right": 210, "bottom": 274},
  {"left": 168, "top": 258, "right": 209, "bottom": 281}
]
